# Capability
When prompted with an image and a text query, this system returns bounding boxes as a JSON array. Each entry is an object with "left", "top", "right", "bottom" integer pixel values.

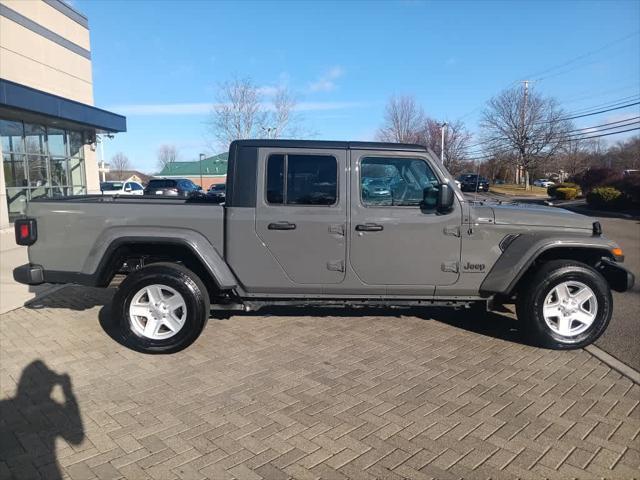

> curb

[{"left": 585, "top": 345, "right": 640, "bottom": 384}]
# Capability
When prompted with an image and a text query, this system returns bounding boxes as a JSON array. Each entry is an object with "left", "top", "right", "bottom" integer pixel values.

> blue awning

[{"left": 0, "top": 78, "right": 126, "bottom": 133}]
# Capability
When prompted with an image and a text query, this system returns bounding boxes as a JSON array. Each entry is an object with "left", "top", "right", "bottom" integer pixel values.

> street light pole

[
  {"left": 199, "top": 153, "right": 205, "bottom": 188},
  {"left": 440, "top": 122, "right": 448, "bottom": 164}
]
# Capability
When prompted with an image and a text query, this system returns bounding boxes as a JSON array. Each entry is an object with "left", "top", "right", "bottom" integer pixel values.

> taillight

[{"left": 15, "top": 218, "right": 37, "bottom": 246}]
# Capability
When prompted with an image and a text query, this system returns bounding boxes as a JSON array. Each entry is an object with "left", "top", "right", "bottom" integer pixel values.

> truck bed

[{"left": 26, "top": 195, "right": 225, "bottom": 274}]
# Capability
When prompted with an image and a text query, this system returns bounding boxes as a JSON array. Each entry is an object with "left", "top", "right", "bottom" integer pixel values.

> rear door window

[{"left": 266, "top": 153, "right": 337, "bottom": 205}]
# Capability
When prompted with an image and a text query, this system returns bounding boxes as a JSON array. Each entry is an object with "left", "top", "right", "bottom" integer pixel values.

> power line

[
  {"left": 455, "top": 31, "right": 640, "bottom": 122},
  {"left": 560, "top": 83, "right": 640, "bottom": 105},
  {"left": 566, "top": 126, "right": 639, "bottom": 141},
  {"left": 564, "top": 116, "right": 640, "bottom": 134},
  {"left": 462, "top": 125, "right": 640, "bottom": 162},
  {"left": 528, "top": 30, "right": 640, "bottom": 82},
  {"left": 462, "top": 95, "right": 640, "bottom": 152},
  {"left": 560, "top": 95, "right": 640, "bottom": 117},
  {"left": 549, "top": 101, "right": 640, "bottom": 122}
]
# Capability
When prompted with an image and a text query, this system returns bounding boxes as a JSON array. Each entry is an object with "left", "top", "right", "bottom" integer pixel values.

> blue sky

[{"left": 75, "top": 0, "right": 640, "bottom": 173}]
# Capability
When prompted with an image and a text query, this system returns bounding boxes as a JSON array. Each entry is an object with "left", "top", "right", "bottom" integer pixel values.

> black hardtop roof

[{"left": 230, "top": 139, "right": 428, "bottom": 152}]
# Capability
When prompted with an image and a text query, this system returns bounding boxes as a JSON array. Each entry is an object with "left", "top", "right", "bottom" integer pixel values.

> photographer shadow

[{"left": 0, "top": 360, "right": 84, "bottom": 480}]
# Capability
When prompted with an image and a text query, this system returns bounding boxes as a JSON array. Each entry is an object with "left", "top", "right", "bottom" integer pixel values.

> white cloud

[
  {"left": 109, "top": 100, "right": 366, "bottom": 116},
  {"left": 110, "top": 103, "right": 213, "bottom": 115},
  {"left": 308, "top": 66, "right": 345, "bottom": 92},
  {"left": 256, "top": 85, "right": 280, "bottom": 96},
  {"left": 294, "top": 101, "right": 364, "bottom": 111}
]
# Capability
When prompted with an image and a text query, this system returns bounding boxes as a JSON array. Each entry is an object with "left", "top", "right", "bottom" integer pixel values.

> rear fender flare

[{"left": 83, "top": 226, "right": 237, "bottom": 289}]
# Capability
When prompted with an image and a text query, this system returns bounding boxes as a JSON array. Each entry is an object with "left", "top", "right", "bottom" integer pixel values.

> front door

[
  {"left": 349, "top": 151, "right": 462, "bottom": 286},
  {"left": 255, "top": 148, "right": 347, "bottom": 284}
]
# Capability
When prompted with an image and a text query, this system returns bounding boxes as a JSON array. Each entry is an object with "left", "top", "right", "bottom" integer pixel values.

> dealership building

[{"left": 0, "top": 0, "right": 126, "bottom": 228}]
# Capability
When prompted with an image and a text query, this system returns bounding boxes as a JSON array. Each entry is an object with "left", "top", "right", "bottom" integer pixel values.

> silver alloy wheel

[
  {"left": 129, "top": 284, "right": 187, "bottom": 340},
  {"left": 542, "top": 281, "right": 598, "bottom": 337}
]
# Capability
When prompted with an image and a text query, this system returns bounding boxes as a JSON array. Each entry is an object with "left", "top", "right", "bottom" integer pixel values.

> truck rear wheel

[
  {"left": 112, "top": 262, "right": 210, "bottom": 353},
  {"left": 516, "top": 260, "right": 612, "bottom": 349}
]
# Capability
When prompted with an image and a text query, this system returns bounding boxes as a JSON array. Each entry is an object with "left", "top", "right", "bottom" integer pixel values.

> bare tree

[
  {"left": 157, "top": 145, "right": 178, "bottom": 171},
  {"left": 481, "top": 86, "right": 571, "bottom": 188},
  {"left": 209, "top": 77, "right": 302, "bottom": 148},
  {"left": 110, "top": 152, "right": 130, "bottom": 180},
  {"left": 376, "top": 96, "right": 424, "bottom": 143},
  {"left": 558, "top": 137, "right": 593, "bottom": 178},
  {"left": 419, "top": 119, "right": 472, "bottom": 173}
]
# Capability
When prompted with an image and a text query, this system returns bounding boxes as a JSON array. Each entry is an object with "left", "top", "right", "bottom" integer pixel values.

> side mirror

[
  {"left": 422, "top": 183, "right": 454, "bottom": 213},
  {"left": 124, "top": 186, "right": 132, "bottom": 192},
  {"left": 437, "top": 183, "right": 455, "bottom": 213}
]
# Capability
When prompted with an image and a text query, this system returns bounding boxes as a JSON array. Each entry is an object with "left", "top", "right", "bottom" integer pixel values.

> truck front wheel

[
  {"left": 516, "top": 260, "right": 612, "bottom": 349},
  {"left": 112, "top": 262, "right": 210, "bottom": 353}
]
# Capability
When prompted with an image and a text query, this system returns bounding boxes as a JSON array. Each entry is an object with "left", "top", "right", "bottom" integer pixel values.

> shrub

[
  {"left": 610, "top": 175, "right": 640, "bottom": 206},
  {"left": 548, "top": 182, "right": 581, "bottom": 198},
  {"left": 554, "top": 187, "right": 578, "bottom": 200},
  {"left": 587, "top": 186, "right": 623, "bottom": 209},
  {"left": 575, "top": 168, "right": 621, "bottom": 193}
]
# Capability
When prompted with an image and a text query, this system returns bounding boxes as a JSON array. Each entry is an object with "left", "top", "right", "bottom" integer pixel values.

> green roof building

[{"left": 156, "top": 153, "right": 228, "bottom": 189}]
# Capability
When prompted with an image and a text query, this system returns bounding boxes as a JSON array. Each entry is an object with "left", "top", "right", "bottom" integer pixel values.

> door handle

[
  {"left": 268, "top": 221, "right": 296, "bottom": 230},
  {"left": 355, "top": 223, "right": 384, "bottom": 232}
]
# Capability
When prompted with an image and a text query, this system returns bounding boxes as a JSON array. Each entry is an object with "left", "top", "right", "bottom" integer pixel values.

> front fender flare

[
  {"left": 84, "top": 226, "right": 238, "bottom": 289},
  {"left": 479, "top": 233, "right": 618, "bottom": 296}
]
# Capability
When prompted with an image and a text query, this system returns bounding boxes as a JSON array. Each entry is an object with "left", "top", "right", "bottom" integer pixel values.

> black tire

[
  {"left": 516, "top": 260, "right": 612, "bottom": 349},
  {"left": 112, "top": 262, "right": 210, "bottom": 354}
]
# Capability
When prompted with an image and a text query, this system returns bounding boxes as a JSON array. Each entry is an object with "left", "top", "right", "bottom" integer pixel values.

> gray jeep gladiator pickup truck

[{"left": 14, "top": 140, "right": 635, "bottom": 353}]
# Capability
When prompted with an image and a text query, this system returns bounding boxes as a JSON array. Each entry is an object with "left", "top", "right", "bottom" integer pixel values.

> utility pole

[
  {"left": 199, "top": 153, "right": 205, "bottom": 188},
  {"left": 440, "top": 122, "right": 448, "bottom": 164},
  {"left": 520, "top": 80, "right": 529, "bottom": 188}
]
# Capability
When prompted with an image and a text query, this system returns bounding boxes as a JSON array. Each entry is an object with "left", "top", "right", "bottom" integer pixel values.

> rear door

[
  {"left": 255, "top": 148, "right": 347, "bottom": 284},
  {"left": 349, "top": 150, "right": 462, "bottom": 286}
]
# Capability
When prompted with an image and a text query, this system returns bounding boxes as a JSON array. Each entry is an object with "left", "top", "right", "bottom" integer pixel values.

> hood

[{"left": 491, "top": 203, "right": 594, "bottom": 230}]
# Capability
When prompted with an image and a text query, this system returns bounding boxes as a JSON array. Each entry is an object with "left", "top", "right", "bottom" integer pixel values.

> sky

[{"left": 74, "top": 0, "right": 640, "bottom": 173}]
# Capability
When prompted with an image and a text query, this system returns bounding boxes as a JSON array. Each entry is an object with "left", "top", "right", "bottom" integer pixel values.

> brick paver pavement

[{"left": 1, "top": 286, "right": 638, "bottom": 479}]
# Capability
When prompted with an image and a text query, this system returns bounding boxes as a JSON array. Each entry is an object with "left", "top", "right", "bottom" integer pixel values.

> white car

[
  {"left": 533, "top": 179, "right": 555, "bottom": 188},
  {"left": 100, "top": 181, "right": 144, "bottom": 195}
]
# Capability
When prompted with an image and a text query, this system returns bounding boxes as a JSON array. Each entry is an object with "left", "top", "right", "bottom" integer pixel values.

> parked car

[
  {"left": 457, "top": 174, "right": 490, "bottom": 192},
  {"left": 144, "top": 178, "right": 201, "bottom": 197},
  {"left": 100, "top": 181, "right": 144, "bottom": 195},
  {"left": 14, "top": 139, "right": 634, "bottom": 354},
  {"left": 207, "top": 183, "right": 226, "bottom": 201},
  {"left": 533, "top": 179, "right": 555, "bottom": 188}
]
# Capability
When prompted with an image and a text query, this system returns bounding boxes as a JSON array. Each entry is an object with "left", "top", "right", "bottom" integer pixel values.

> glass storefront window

[
  {"left": 69, "top": 157, "right": 84, "bottom": 186},
  {"left": 3, "top": 153, "right": 27, "bottom": 187},
  {"left": 24, "top": 123, "right": 46, "bottom": 154},
  {"left": 50, "top": 157, "right": 69, "bottom": 189},
  {"left": 0, "top": 119, "right": 24, "bottom": 153},
  {"left": 1, "top": 119, "right": 88, "bottom": 221},
  {"left": 69, "top": 131, "right": 84, "bottom": 158},
  {"left": 47, "top": 128, "right": 67, "bottom": 156}
]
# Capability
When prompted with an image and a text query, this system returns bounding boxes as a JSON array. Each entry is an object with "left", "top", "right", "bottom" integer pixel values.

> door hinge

[
  {"left": 442, "top": 261, "right": 459, "bottom": 273},
  {"left": 444, "top": 225, "right": 460, "bottom": 237},
  {"left": 327, "top": 260, "right": 345, "bottom": 272},
  {"left": 329, "top": 224, "right": 345, "bottom": 236}
]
